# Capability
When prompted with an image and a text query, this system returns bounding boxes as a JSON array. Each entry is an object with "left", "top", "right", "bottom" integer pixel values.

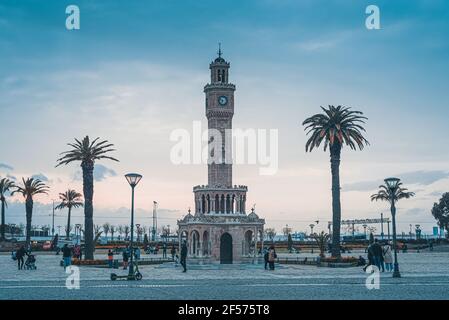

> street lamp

[
  {"left": 75, "top": 224, "right": 82, "bottom": 245},
  {"left": 384, "top": 177, "right": 401, "bottom": 278},
  {"left": 10, "top": 223, "right": 16, "bottom": 241},
  {"left": 125, "top": 173, "right": 142, "bottom": 280},
  {"left": 415, "top": 224, "right": 421, "bottom": 240},
  {"left": 309, "top": 224, "right": 315, "bottom": 235}
]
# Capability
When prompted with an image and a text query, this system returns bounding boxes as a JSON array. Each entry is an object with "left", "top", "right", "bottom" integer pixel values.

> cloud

[
  {"left": 0, "top": 163, "right": 13, "bottom": 170},
  {"left": 6, "top": 174, "right": 17, "bottom": 181},
  {"left": 74, "top": 164, "right": 117, "bottom": 182},
  {"left": 31, "top": 173, "right": 50, "bottom": 182},
  {"left": 343, "top": 170, "right": 449, "bottom": 192}
]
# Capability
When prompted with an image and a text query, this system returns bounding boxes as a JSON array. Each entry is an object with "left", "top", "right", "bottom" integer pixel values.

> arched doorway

[
  {"left": 220, "top": 232, "right": 233, "bottom": 264},
  {"left": 203, "top": 230, "right": 210, "bottom": 256}
]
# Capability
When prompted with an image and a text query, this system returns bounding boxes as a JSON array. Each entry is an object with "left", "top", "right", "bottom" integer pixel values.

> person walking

[
  {"left": 180, "top": 240, "right": 188, "bottom": 272},
  {"left": 16, "top": 246, "right": 26, "bottom": 270},
  {"left": 263, "top": 247, "right": 269, "bottom": 270},
  {"left": 382, "top": 243, "right": 393, "bottom": 272},
  {"left": 268, "top": 245, "right": 277, "bottom": 271},
  {"left": 62, "top": 244, "right": 72, "bottom": 271},
  {"left": 107, "top": 249, "right": 114, "bottom": 268},
  {"left": 162, "top": 243, "right": 167, "bottom": 259},
  {"left": 170, "top": 244, "right": 176, "bottom": 261},
  {"left": 122, "top": 247, "right": 129, "bottom": 270},
  {"left": 371, "top": 239, "right": 384, "bottom": 272},
  {"left": 363, "top": 242, "right": 374, "bottom": 272}
]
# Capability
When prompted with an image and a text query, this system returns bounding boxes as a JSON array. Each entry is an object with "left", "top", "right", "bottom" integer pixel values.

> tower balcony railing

[
  {"left": 193, "top": 184, "right": 248, "bottom": 191},
  {"left": 204, "top": 83, "right": 236, "bottom": 91}
]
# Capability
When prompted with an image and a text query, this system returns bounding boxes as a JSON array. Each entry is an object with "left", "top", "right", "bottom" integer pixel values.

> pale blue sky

[{"left": 1, "top": 0, "right": 449, "bottom": 234}]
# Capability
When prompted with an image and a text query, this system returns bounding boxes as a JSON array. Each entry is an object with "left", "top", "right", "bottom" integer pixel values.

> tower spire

[{"left": 218, "top": 42, "right": 222, "bottom": 58}]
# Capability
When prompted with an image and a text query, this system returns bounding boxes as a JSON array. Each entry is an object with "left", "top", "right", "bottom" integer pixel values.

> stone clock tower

[
  {"left": 177, "top": 46, "right": 265, "bottom": 264},
  {"left": 204, "top": 46, "right": 235, "bottom": 188}
]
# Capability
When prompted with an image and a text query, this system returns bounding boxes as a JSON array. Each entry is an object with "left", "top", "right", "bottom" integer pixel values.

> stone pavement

[{"left": 1, "top": 251, "right": 449, "bottom": 300}]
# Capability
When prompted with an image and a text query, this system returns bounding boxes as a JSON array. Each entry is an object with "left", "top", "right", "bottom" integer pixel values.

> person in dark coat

[
  {"left": 372, "top": 239, "right": 384, "bottom": 272},
  {"left": 16, "top": 246, "right": 26, "bottom": 270},
  {"left": 180, "top": 240, "right": 188, "bottom": 272},
  {"left": 62, "top": 244, "right": 72, "bottom": 271}
]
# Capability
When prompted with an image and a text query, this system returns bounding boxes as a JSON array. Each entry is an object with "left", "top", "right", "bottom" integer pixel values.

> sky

[{"left": 1, "top": 0, "right": 449, "bottom": 236}]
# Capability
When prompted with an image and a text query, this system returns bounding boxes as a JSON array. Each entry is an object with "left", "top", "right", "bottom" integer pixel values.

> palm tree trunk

[
  {"left": 330, "top": 144, "right": 342, "bottom": 258},
  {"left": 66, "top": 206, "right": 72, "bottom": 239},
  {"left": 1, "top": 198, "right": 5, "bottom": 241},
  {"left": 82, "top": 161, "right": 95, "bottom": 260},
  {"left": 25, "top": 197, "right": 33, "bottom": 249}
]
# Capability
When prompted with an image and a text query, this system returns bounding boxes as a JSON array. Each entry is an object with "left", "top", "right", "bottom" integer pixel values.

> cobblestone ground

[{"left": 1, "top": 250, "right": 448, "bottom": 300}]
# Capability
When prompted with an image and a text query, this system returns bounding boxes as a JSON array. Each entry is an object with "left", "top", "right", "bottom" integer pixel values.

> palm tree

[
  {"left": 56, "top": 136, "right": 118, "bottom": 260},
  {"left": 110, "top": 225, "right": 116, "bottom": 241},
  {"left": 55, "top": 189, "right": 83, "bottom": 240},
  {"left": 303, "top": 105, "right": 369, "bottom": 258},
  {"left": 102, "top": 223, "right": 110, "bottom": 242},
  {"left": 0, "top": 178, "right": 15, "bottom": 241},
  {"left": 311, "top": 231, "right": 331, "bottom": 258},
  {"left": 124, "top": 225, "right": 130, "bottom": 241},
  {"left": 12, "top": 178, "right": 49, "bottom": 248},
  {"left": 117, "top": 225, "right": 124, "bottom": 241}
]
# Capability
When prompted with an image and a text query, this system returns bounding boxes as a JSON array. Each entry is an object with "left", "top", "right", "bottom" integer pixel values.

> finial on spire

[
  {"left": 218, "top": 42, "right": 222, "bottom": 58},
  {"left": 188, "top": 207, "right": 191, "bottom": 214}
]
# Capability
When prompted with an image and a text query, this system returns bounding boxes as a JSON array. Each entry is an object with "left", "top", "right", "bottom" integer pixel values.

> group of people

[
  {"left": 363, "top": 239, "right": 394, "bottom": 272},
  {"left": 119, "top": 246, "right": 141, "bottom": 269},
  {"left": 263, "top": 245, "right": 277, "bottom": 271},
  {"left": 13, "top": 245, "right": 31, "bottom": 270}
]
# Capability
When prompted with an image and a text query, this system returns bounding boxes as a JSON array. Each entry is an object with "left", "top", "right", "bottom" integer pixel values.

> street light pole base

[{"left": 393, "top": 271, "right": 401, "bottom": 278}]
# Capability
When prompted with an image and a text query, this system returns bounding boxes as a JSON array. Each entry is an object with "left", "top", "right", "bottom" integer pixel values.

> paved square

[{"left": 1, "top": 250, "right": 448, "bottom": 300}]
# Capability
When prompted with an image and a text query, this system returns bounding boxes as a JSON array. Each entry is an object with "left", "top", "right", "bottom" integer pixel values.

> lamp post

[
  {"left": 125, "top": 173, "right": 142, "bottom": 280},
  {"left": 11, "top": 223, "right": 16, "bottom": 241},
  {"left": 51, "top": 200, "right": 56, "bottom": 237},
  {"left": 384, "top": 177, "right": 401, "bottom": 278},
  {"left": 309, "top": 224, "right": 315, "bottom": 235},
  {"left": 136, "top": 224, "right": 141, "bottom": 243},
  {"left": 415, "top": 225, "right": 421, "bottom": 240},
  {"left": 75, "top": 224, "right": 82, "bottom": 245}
]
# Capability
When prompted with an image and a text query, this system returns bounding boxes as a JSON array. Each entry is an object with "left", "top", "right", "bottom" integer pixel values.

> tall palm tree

[
  {"left": 303, "top": 105, "right": 369, "bottom": 258},
  {"left": 55, "top": 189, "right": 83, "bottom": 239},
  {"left": 56, "top": 136, "right": 118, "bottom": 260},
  {"left": 12, "top": 178, "right": 49, "bottom": 248},
  {"left": 370, "top": 182, "right": 415, "bottom": 203},
  {"left": 0, "top": 178, "right": 15, "bottom": 241}
]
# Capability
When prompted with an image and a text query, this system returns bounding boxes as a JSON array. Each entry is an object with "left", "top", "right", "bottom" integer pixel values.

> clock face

[{"left": 218, "top": 96, "right": 228, "bottom": 106}]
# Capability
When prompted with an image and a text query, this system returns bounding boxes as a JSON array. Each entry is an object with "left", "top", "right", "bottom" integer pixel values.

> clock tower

[
  {"left": 204, "top": 45, "right": 235, "bottom": 187},
  {"left": 178, "top": 46, "right": 264, "bottom": 264}
]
